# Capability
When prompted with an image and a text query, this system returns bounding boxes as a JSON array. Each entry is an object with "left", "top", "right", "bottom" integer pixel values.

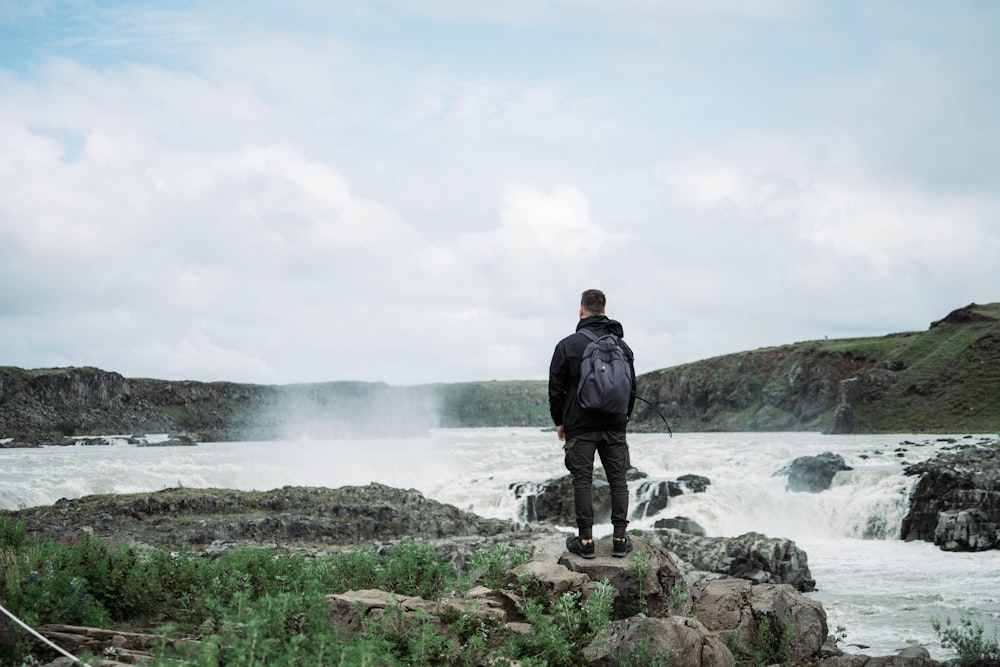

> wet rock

[
  {"left": 776, "top": 451, "right": 852, "bottom": 493},
  {"left": 815, "top": 655, "right": 943, "bottom": 666},
  {"left": 901, "top": 440, "right": 1000, "bottom": 551},
  {"left": 510, "top": 467, "right": 647, "bottom": 525},
  {"left": 653, "top": 516, "right": 707, "bottom": 536},
  {"left": 632, "top": 475, "right": 712, "bottom": 520}
]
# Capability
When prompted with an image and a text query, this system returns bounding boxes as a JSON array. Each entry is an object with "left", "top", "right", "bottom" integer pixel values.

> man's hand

[{"left": 557, "top": 424, "right": 565, "bottom": 441}]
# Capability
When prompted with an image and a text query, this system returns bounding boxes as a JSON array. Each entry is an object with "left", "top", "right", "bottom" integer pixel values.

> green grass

[{"left": 0, "top": 520, "right": 684, "bottom": 666}]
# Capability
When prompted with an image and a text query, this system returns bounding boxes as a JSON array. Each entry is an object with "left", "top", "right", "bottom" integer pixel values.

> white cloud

[{"left": 1, "top": 1, "right": 999, "bottom": 384}]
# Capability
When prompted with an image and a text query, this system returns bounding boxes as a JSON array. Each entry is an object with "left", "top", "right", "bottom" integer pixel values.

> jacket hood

[{"left": 576, "top": 315, "right": 625, "bottom": 338}]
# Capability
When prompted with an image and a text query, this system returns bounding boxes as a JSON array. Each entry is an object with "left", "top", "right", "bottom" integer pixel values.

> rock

[
  {"left": 584, "top": 616, "right": 735, "bottom": 667},
  {"left": 658, "top": 530, "right": 815, "bottom": 592},
  {"left": 327, "top": 589, "right": 450, "bottom": 634},
  {"left": 555, "top": 537, "right": 692, "bottom": 617},
  {"left": 815, "top": 655, "right": 944, "bottom": 666},
  {"left": 776, "top": 451, "right": 852, "bottom": 492},
  {"left": 632, "top": 480, "right": 672, "bottom": 519},
  {"left": 2, "top": 484, "right": 535, "bottom": 549},
  {"left": 901, "top": 441, "right": 1000, "bottom": 551},
  {"left": 510, "top": 467, "right": 647, "bottom": 525},
  {"left": 35, "top": 624, "right": 198, "bottom": 666},
  {"left": 897, "top": 646, "right": 931, "bottom": 658},
  {"left": 503, "top": 559, "right": 593, "bottom": 601},
  {"left": 692, "top": 578, "right": 827, "bottom": 664},
  {"left": 830, "top": 369, "right": 898, "bottom": 435},
  {"left": 134, "top": 434, "right": 198, "bottom": 446},
  {"left": 653, "top": 516, "right": 707, "bottom": 536},
  {"left": 677, "top": 474, "right": 711, "bottom": 493},
  {"left": 632, "top": 475, "right": 712, "bottom": 520}
]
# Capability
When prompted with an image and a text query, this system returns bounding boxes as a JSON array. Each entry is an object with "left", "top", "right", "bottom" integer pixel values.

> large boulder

[
  {"left": 901, "top": 441, "right": 1000, "bottom": 551},
  {"left": 776, "top": 452, "right": 852, "bottom": 493},
  {"left": 658, "top": 530, "right": 815, "bottom": 592},
  {"left": 584, "top": 616, "right": 735, "bottom": 667},
  {"left": 555, "top": 537, "right": 692, "bottom": 617},
  {"left": 692, "top": 577, "right": 827, "bottom": 664}
]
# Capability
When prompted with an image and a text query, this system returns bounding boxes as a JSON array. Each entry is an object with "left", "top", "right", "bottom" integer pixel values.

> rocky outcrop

[
  {"left": 585, "top": 616, "right": 735, "bottom": 667},
  {"left": 633, "top": 345, "right": 876, "bottom": 433},
  {"left": 901, "top": 440, "right": 1000, "bottom": 551},
  {"left": 322, "top": 538, "right": 831, "bottom": 667},
  {"left": 658, "top": 530, "right": 815, "bottom": 592},
  {"left": 555, "top": 538, "right": 691, "bottom": 617},
  {"left": 830, "top": 369, "right": 898, "bottom": 435},
  {"left": 692, "top": 577, "right": 827, "bottom": 664},
  {"left": 776, "top": 451, "right": 852, "bottom": 493},
  {"left": 1, "top": 484, "right": 540, "bottom": 550}
]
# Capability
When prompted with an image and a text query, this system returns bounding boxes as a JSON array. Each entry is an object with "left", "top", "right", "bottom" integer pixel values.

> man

[{"left": 548, "top": 289, "right": 636, "bottom": 559}]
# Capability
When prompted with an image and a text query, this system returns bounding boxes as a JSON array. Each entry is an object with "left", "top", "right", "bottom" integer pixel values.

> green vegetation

[
  {"left": 933, "top": 615, "right": 1000, "bottom": 667},
  {"left": 728, "top": 611, "right": 796, "bottom": 667},
  {"left": 0, "top": 520, "right": 685, "bottom": 666}
]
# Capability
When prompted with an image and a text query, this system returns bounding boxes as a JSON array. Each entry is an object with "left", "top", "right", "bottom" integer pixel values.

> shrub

[
  {"left": 465, "top": 542, "right": 532, "bottom": 589},
  {"left": 933, "top": 615, "right": 1000, "bottom": 667},
  {"left": 730, "top": 611, "right": 796, "bottom": 667}
]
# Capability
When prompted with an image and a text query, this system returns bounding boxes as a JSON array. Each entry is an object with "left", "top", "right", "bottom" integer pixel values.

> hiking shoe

[
  {"left": 566, "top": 535, "right": 596, "bottom": 559},
  {"left": 612, "top": 536, "right": 634, "bottom": 558}
]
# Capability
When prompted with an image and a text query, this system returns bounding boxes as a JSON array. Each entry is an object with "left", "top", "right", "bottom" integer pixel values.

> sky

[{"left": 1, "top": 1, "right": 998, "bottom": 386}]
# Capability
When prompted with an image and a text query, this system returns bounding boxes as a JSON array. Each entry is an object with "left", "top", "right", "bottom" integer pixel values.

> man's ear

[{"left": 579, "top": 307, "right": 586, "bottom": 319}]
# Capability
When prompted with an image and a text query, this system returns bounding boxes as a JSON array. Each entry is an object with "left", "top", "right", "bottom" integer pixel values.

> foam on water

[{"left": 2, "top": 428, "right": 997, "bottom": 660}]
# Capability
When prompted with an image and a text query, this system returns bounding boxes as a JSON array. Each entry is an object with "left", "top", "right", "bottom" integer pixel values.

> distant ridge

[{"left": 2, "top": 303, "right": 998, "bottom": 443}]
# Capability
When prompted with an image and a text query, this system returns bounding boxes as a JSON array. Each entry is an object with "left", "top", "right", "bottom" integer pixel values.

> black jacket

[{"left": 548, "top": 315, "right": 636, "bottom": 440}]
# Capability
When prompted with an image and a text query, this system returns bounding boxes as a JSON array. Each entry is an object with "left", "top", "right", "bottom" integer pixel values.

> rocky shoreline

[{"left": 3, "top": 483, "right": 954, "bottom": 666}]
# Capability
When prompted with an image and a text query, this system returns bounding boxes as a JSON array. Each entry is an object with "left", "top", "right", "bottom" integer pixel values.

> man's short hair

[{"left": 580, "top": 289, "right": 606, "bottom": 316}]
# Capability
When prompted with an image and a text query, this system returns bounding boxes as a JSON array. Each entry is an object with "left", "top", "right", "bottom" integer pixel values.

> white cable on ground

[{"left": 0, "top": 600, "right": 93, "bottom": 667}]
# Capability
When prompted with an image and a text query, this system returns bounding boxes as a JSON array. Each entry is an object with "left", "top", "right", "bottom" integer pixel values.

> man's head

[{"left": 580, "top": 289, "right": 606, "bottom": 318}]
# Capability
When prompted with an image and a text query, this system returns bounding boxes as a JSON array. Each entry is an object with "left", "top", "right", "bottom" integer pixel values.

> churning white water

[{"left": 2, "top": 428, "right": 998, "bottom": 660}]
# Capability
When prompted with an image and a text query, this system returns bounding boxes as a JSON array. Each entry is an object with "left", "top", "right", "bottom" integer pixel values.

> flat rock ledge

[{"left": 1, "top": 484, "right": 549, "bottom": 551}]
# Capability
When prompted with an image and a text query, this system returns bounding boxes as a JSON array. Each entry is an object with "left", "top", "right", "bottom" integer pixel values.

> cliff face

[
  {"left": 2, "top": 303, "right": 998, "bottom": 442},
  {"left": 633, "top": 346, "right": 873, "bottom": 432},
  {"left": 0, "top": 369, "right": 543, "bottom": 443}
]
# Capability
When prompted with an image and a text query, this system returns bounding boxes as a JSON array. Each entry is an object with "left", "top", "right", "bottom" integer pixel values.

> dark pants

[{"left": 563, "top": 430, "right": 630, "bottom": 539}]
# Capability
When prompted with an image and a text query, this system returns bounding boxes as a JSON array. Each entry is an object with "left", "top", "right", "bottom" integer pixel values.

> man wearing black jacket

[{"left": 548, "top": 289, "right": 636, "bottom": 559}]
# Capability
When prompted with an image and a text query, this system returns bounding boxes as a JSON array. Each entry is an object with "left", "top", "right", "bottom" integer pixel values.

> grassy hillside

[
  {"left": 850, "top": 303, "right": 1000, "bottom": 432},
  {"left": 634, "top": 303, "right": 1000, "bottom": 434}
]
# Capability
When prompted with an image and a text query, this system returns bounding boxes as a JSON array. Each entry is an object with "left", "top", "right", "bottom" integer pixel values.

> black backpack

[{"left": 577, "top": 328, "right": 632, "bottom": 414}]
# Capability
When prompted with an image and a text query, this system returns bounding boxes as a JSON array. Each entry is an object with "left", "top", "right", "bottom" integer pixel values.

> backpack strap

[{"left": 579, "top": 328, "right": 600, "bottom": 342}]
